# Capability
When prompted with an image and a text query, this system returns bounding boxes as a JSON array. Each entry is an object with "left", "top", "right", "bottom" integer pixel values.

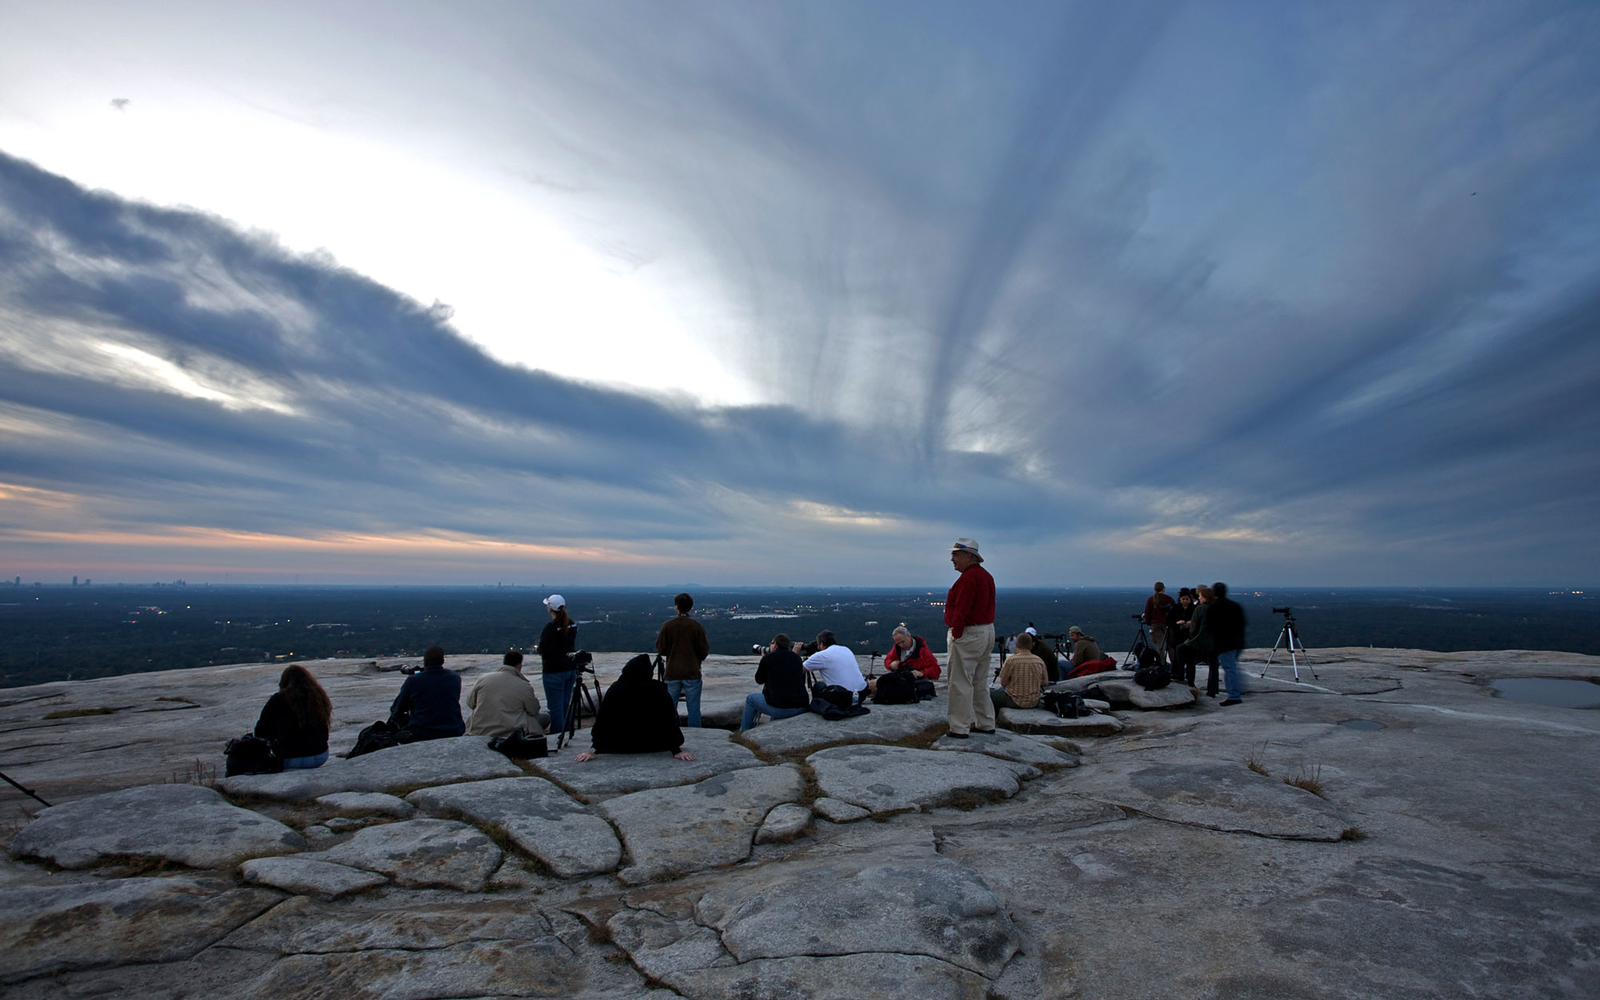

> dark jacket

[
  {"left": 1183, "top": 603, "right": 1215, "bottom": 654},
  {"left": 1209, "top": 597, "right": 1247, "bottom": 653},
  {"left": 538, "top": 621, "right": 579, "bottom": 673},
  {"left": 254, "top": 692, "right": 329, "bottom": 759},
  {"left": 655, "top": 614, "right": 710, "bottom": 681},
  {"left": 589, "top": 654, "right": 685, "bottom": 755},
  {"left": 390, "top": 664, "right": 465, "bottom": 740},
  {"left": 755, "top": 647, "right": 810, "bottom": 710}
]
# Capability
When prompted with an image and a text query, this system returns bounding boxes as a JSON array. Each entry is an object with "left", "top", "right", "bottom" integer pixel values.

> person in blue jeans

[
  {"left": 741, "top": 633, "right": 811, "bottom": 730},
  {"left": 538, "top": 594, "right": 580, "bottom": 735},
  {"left": 1209, "top": 582, "right": 1248, "bottom": 705},
  {"left": 655, "top": 592, "right": 710, "bottom": 727}
]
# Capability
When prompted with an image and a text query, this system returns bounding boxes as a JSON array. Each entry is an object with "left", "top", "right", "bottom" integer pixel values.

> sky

[{"left": 1, "top": 0, "right": 1598, "bottom": 588}]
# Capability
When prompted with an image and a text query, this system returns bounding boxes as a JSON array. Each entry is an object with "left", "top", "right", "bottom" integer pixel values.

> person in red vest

[
  {"left": 1144, "top": 582, "right": 1178, "bottom": 658},
  {"left": 944, "top": 537, "right": 996, "bottom": 739}
]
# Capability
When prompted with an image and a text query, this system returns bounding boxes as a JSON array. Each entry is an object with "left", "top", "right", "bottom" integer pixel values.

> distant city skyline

[{"left": 2, "top": 2, "right": 1598, "bottom": 587}]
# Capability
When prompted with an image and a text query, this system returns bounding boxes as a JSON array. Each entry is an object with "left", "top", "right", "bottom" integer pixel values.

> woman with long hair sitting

[{"left": 254, "top": 664, "right": 332, "bottom": 768}]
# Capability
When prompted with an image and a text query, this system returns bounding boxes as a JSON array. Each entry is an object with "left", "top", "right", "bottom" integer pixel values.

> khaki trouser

[
  {"left": 1150, "top": 624, "right": 1168, "bottom": 654},
  {"left": 946, "top": 623, "right": 996, "bottom": 735}
]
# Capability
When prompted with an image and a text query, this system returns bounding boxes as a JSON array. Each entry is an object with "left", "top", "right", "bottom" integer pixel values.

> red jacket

[
  {"left": 944, "top": 564, "right": 995, "bottom": 639},
  {"left": 1144, "top": 592, "right": 1176, "bottom": 626},
  {"left": 884, "top": 635, "right": 941, "bottom": 681}
]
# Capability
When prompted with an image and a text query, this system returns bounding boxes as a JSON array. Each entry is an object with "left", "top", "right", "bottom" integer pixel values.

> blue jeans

[
  {"left": 543, "top": 671, "right": 578, "bottom": 735},
  {"left": 741, "top": 692, "right": 808, "bottom": 731},
  {"left": 667, "top": 678, "right": 703, "bottom": 727},
  {"left": 282, "top": 751, "right": 328, "bottom": 769},
  {"left": 1219, "top": 649, "right": 1243, "bottom": 700}
]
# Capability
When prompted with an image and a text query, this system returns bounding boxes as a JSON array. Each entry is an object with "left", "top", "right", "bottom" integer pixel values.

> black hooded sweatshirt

[{"left": 588, "top": 654, "right": 685, "bottom": 755}]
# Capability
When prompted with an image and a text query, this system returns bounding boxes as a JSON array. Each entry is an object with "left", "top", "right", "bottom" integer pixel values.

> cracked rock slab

[
  {"left": 530, "top": 727, "right": 765, "bottom": 799},
  {"left": 997, "top": 706, "right": 1124, "bottom": 736},
  {"left": 239, "top": 856, "right": 388, "bottom": 898},
  {"left": 664, "top": 952, "right": 990, "bottom": 1000},
  {"left": 812, "top": 797, "right": 871, "bottom": 823},
  {"left": 314, "top": 791, "right": 414, "bottom": 817},
  {"left": 1070, "top": 761, "right": 1348, "bottom": 840},
  {"left": 606, "top": 905, "right": 737, "bottom": 979},
  {"left": 9, "top": 783, "right": 304, "bottom": 870},
  {"left": 0, "top": 875, "right": 278, "bottom": 983},
  {"left": 1080, "top": 677, "right": 1199, "bottom": 709},
  {"left": 599, "top": 764, "right": 804, "bottom": 884},
  {"left": 406, "top": 776, "right": 621, "bottom": 878},
  {"left": 225, "top": 896, "right": 556, "bottom": 955},
  {"left": 306, "top": 818, "right": 503, "bottom": 890},
  {"left": 236, "top": 939, "right": 580, "bottom": 1000},
  {"left": 736, "top": 700, "right": 947, "bottom": 755},
  {"left": 807, "top": 745, "right": 1037, "bottom": 816},
  {"left": 931, "top": 728, "right": 1081, "bottom": 767},
  {"left": 218, "top": 736, "right": 521, "bottom": 802},
  {"left": 755, "top": 802, "right": 811, "bottom": 843},
  {"left": 692, "top": 843, "right": 1020, "bottom": 978}
]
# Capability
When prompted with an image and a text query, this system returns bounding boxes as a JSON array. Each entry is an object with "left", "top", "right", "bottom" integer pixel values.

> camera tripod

[
  {"left": 557, "top": 666, "right": 604, "bottom": 752},
  {"left": 1260, "top": 613, "right": 1316, "bottom": 682},
  {"left": 1122, "top": 616, "right": 1154, "bottom": 668}
]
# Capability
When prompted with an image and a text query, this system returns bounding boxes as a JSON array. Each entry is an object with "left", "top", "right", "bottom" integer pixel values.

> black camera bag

[
  {"left": 223, "top": 734, "right": 282, "bottom": 776},
  {"left": 488, "top": 727, "right": 548, "bottom": 759},
  {"left": 872, "top": 669, "right": 919, "bottom": 705}
]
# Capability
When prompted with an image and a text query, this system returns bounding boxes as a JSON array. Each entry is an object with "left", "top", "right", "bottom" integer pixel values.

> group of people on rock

[
  {"left": 1141, "top": 580, "right": 1248, "bottom": 704},
  {"left": 247, "top": 539, "right": 1249, "bottom": 770}
]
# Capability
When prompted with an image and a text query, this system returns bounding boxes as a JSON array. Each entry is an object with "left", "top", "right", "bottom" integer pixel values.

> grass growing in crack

[
  {"left": 1340, "top": 826, "right": 1365, "bottom": 841},
  {"left": 166, "top": 758, "right": 218, "bottom": 788},
  {"left": 156, "top": 695, "right": 199, "bottom": 705},
  {"left": 1283, "top": 765, "right": 1325, "bottom": 798},
  {"left": 44, "top": 706, "right": 118, "bottom": 719},
  {"left": 1245, "top": 743, "right": 1270, "bottom": 776}
]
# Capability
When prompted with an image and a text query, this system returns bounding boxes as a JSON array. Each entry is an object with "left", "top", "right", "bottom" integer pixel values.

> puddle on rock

[
  {"left": 1339, "top": 719, "right": 1386, "bottom": 731},
  {"left": 1489, "top": 677, "right": 1600, "bottom": 709}
]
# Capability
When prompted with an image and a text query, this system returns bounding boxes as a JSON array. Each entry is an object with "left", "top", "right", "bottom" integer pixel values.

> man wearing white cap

[{"left": 944, "top": 537, "right": 996, "bottom": 738}]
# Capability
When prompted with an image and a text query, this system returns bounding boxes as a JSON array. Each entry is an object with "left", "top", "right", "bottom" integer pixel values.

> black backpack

[
  {"left": 1040, "top": 690, "right": 1090, "bottom": 719},
  {"left": 1138, "top": 646, "right": 1161, "bottom": 668},
  {"left": 223, "top": 734, "right": 282, "bottom": 776},
  {"left": 913, "top": 679, "right": 937, "bottom": 702},
  {"left": 348, "top": 719, "right": 402, "bottom": 758},
  {"left": 1134, "top": 663, "right": 1172, "bottom": 690},
  {"left": 872, "top": 669, "right": 919, "bottom": 705},
  {"left": 487, "top": 727, "right": 548, "bottom": 759}
]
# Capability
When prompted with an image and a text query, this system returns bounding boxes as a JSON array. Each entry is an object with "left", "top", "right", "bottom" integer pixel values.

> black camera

[
  {"left": 800, "top": 641, "right": 820, "bottom": 657},
  {"left": 750, "top": 643, "right": 767, "bottom": 655},
  {"left": 1272, "top": 607, "right": 1293, "bottom": 616},
  {"left": 1131, "top": 614, "right": 1145, "bottom": 620},
  {"left": 567, "top": 649, "right": 594, "bottom": 671}
]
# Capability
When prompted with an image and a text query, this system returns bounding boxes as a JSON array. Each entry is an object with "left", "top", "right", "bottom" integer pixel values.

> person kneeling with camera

[
  {"left": 574, "top": 654, "right": 697, "bottom": 762},
  {"left": 740, "top": 634, "right": 811, "bottom": 730}
]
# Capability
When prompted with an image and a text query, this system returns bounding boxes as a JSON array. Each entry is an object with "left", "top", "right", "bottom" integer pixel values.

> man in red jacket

[{"left": 944, "top": 537, "right": 996, "bottom": 738}]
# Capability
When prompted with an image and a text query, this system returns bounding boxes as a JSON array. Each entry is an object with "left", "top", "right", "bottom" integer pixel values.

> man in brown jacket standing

[{"left": 656, "top": 592, "right": 710, "bottom": 727}]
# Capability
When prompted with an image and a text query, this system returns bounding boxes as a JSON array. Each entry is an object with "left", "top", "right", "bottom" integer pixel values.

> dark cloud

[{"left": 2, "top": 1, "right": 1599, "bottom": 584}]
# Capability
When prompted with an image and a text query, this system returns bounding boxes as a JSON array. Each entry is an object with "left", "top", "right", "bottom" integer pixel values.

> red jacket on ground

[{"left": 944, "top": 564, "right": 995, "bottom": 639}]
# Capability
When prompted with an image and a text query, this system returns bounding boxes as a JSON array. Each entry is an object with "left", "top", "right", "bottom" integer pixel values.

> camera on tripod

[
  {"left": 1272, "top": 606, "right": 1294, "bottom": 618},
  {"left": 566, "top": 649, "right": 594, "bottom": 672}
]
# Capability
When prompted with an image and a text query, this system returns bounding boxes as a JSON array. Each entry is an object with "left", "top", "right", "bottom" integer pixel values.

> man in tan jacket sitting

[
  {"left": 991, "top": 632, "right": 1048, "bottom": 710},
  {"left": 466, "top": 650, "right": 545, "bottom": 736}
]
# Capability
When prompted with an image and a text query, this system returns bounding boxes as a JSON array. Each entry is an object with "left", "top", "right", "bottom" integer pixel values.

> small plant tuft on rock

[
  {"left": 1283, "top": 765, "right": 1325, "bottom": 798},
  {"left": 166, "top": 758, "right": 218, "bottom": 788},
  {"left": 1246, "top": 743, "right": 1270, "bottom": 776},
  {"left": 1340, "top": 826, "right": 1365, "bottom": 841}
]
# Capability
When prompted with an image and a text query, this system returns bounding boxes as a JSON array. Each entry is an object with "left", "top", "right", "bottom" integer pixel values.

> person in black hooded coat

[{"left": 575, "top": 654, "right": 697, "bottom": 762}]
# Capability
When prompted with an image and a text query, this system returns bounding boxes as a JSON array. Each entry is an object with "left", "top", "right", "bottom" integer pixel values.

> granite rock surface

[
  {"left": 10, "top": 783, "right": 303, "bottom": 869},
  {"left": 406, "top": 775, "right": 622, "bottom": 877}
]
